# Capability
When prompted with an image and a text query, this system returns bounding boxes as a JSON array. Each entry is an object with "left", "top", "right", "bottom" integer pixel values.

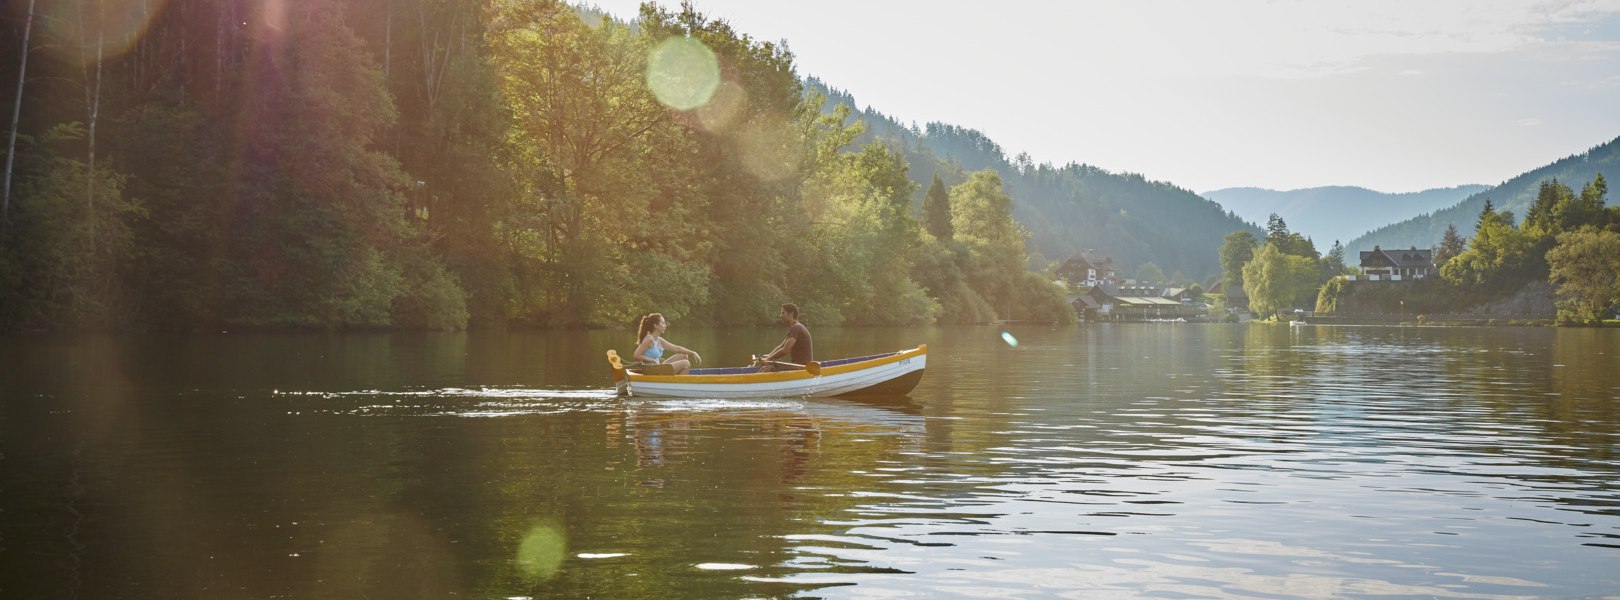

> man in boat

[{"left": 756, "top": 303, "right": 813, "bottom": 372}]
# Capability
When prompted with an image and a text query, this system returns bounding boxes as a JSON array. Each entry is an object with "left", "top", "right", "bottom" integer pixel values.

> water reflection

[
  {"left": 1, "top": 326, "right": 1617, "bottom": 598},
  {"left": 773, "top": 324, "right": 1620, "bottom": 598}
]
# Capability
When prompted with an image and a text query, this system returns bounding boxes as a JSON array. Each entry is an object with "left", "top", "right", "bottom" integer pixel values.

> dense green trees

[
  {"left": 922, "top": 173, "right": 952, "bottom": 241},
  {"left": 805, "top": 78, "right": 1260, "bottom": 282},
  {"left": 1351, "top": 136, "right": 1620, "bottom": 253},
  {"left": 1546, "top": 228, "right": 1620, "bottom": 322},
  {"left": 0, "top": 1, "right": 1076, "bottom": 331},
  {"left": 1218, "top": 231, "right": 1257, "bottom": 292},
  {"left": 1230, "top": 214, "right": 1338, "bottom": 319},
  {"left": 1434, "top": 224, "right": 1466, "bottom": 267},
  {"left": 1318, "top": 175, "right": 1615, "bottom": 322},
  {"left": 1242, "top": 240, "right": 1318, "bottom": 319}
]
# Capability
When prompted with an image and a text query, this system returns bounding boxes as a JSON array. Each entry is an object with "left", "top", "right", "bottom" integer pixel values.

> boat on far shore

[{"left": 606, "top": 345, "right": 927, "bottom": 399}]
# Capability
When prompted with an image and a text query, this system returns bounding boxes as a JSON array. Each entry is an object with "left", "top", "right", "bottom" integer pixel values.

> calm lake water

[{"left": 2, "top": 324, "right": 1617, "bottom": 598}]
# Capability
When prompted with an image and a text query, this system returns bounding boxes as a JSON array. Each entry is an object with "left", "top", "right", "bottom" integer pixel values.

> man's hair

[{"left": 781, "top": 303, "right": 799, "bottom": 318}]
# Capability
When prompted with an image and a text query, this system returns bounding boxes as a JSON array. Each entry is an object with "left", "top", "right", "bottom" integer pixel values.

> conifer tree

[
  {"left": 1435, "top": 224, "right": 1466, "bottom": 267},
  {"left": 922, "top": 173, "right": 952, "bottom": 240}
]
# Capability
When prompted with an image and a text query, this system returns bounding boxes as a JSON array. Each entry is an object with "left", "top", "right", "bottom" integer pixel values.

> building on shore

[
  {"left": 1072, "top": 283, "right": 1207, "bottom": 321},
  {"left": 1355, "top": 246, "right": 1435, "bottom": 281}
]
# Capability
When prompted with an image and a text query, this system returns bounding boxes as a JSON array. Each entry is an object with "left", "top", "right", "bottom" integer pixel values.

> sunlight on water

[{"left": 3, "top": 326, "right": 1616, "bottom": 598}]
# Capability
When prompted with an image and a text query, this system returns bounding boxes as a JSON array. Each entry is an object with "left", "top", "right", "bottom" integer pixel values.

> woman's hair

[{"left": 636, "top": 313, "right": 664, "bottom": 345}]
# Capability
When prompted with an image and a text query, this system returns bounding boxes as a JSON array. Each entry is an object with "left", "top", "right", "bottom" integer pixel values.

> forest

[
  {"left": 1350, "top": 135, "right": 1620, "bottom": 253},
  {"left": 0, "top": 0, "right": 1077, "bottom": 331},
  {"left": 808, "top": 80, "right": 1261, "bottom": 283},
  {"left": 1314, "top": 175, "right": 1620, "bottom": 324}
]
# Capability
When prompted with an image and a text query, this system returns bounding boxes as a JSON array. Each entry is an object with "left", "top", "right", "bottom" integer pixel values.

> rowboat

[{"left": 606, "top": 345, "right": 926, "bottom": 398}]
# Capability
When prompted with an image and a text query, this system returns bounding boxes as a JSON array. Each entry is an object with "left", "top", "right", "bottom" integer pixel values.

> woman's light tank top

[{"left": 644, "top": 337, "right": 664, "bottom": 362}]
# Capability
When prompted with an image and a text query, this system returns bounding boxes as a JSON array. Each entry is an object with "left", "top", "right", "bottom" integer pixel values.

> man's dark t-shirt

[{"left": 788, "top": 322, "right": 813, "bottom": 364}]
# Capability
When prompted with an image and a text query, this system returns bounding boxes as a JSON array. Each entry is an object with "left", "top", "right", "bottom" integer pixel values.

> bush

[{"left": 392, "top": 257, "right": 469, "bottom": 330}]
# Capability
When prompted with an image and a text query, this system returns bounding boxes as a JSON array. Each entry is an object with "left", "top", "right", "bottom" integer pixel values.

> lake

[{"left": 2, "top": 324, "right": 1617, "bottom": 598}]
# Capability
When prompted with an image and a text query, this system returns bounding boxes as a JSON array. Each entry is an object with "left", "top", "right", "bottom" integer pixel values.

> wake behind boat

[{"left": 606, "top": 345, "right": 926, "bottom": 398}]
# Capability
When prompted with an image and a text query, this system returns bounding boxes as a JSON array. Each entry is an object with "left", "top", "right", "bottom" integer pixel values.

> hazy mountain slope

[
  {"left": 1202, "top": 185, "right": 1487, "bottom": 248},
  {"left": 808, "top": 79, "right": 1260, "bottom": 280},
  {"left": 1347, "top": 136, "right": 1620, "bottom": 252}
]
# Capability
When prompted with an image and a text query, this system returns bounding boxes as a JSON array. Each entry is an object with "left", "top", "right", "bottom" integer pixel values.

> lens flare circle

[
  {"left": 646, "top": 36, "right": 720, "bottom": 111},
  {"left": 516, "top": 524, "right": 567, "bottom": 582}
]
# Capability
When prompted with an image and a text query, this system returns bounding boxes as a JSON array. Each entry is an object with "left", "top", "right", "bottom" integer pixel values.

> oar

[
  {"left": 605, "top": 349, "right": 632, "bottom": 396},
  {"left": 751, "top": 355, "right": 822, "bottom": 375}
]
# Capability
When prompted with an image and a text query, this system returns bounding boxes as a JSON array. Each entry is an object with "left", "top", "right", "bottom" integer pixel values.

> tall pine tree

[
  {"left": 922, "top": 172, "right": 952, "bottom": 240},
  {"left": 1435, "top": 223, "right": 1466, "bottom": 267}
]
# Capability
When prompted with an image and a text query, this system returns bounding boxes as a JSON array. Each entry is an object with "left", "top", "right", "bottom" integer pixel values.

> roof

[
  {"left": 1060, "top": 249, "right": 1114, "bottom": 270},
  {"left": 1113, "top": 296, "right": 1185, "bottom": 306},
  {"left": 1360, "top": 246, "right": 1434, "bottom": 268}
]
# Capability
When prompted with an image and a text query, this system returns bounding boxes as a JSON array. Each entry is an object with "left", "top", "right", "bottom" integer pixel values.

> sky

[{"left": 586, "top": 0, "right": 1620, "bottom": 194}]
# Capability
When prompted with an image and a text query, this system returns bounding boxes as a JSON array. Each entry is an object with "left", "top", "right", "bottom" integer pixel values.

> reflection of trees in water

[{"left": 511, "top": 401, "right": 927, "bottom": 598}]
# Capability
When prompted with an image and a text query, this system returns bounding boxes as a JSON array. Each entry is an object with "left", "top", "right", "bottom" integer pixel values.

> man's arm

[{"left": 764, "top": 336, "right": 796, "bottom": 361}]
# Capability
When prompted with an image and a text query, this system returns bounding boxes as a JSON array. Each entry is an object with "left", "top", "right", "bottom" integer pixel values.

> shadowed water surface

[{"left": 1, "top": 324, "right": 1616, "bottom": 598}]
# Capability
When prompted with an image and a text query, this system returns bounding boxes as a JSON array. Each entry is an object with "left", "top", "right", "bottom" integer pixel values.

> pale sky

[{"left": 588, "top": 0, "right": 1620, "bottom": 194}]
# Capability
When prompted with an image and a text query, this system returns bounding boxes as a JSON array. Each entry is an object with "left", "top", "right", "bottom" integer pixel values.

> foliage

[
  {"left": 1242, "top": 243, "right": 1318, "bottom": 319},
  {"left": 1434, "top": 224, "right": 1466, "bottom": 268},
  {"left": 1320, "top": 240, "right": 1353, "bottom": 280},
  {"left": 922, "top": 172, "right": 952, "bottom": 241},
  {"left": 0, "top": 1, "right": 1090, "bottom": 331},
  {"left": 1441, "top": 203, "right": 1535, "bottom": 289},
  {"left": 1351, "top": 136, "right": 1620, "bottom": 252},
  {"left": 804, "top": 78, "right": 1260, "bottom": 281},
  {"left": 1546, "top": 228, "right": 1620, "bottom": 323},
  {"left": 1316, "top": 277, "right": 1465, "bottom": 315},
  {"left": 391, "top": 253, "right": 472, "bottom": 330},
  {"left": 1264, "top": 213, "right": 1318, "bottom": 259},
  {"left": 1314, "top": 277, "right": 1347, "bottom": 314},
  {"left": 1136, "top": 262, "right": 1165, "bottom": 284},
  {"left": 1219, "top": 231, "right": 1257, "bottom": 290},
  {"left": 0, "top": 124, "right": 142, "bottom": 330}
]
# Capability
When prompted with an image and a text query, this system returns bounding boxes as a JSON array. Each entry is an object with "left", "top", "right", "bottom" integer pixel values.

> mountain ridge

[
  {"left": 1347, "top": 135, "right": 1620, "bottom": 253},
  {"left": 1202, "top": 184, "right": 1488, "bottom": 248},
  {"left": 807, "top": 78, "right": 1260, "bottom": 280}
]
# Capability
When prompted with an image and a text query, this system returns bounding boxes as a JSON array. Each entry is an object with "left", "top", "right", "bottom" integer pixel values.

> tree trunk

[
  {"left": 2, "top": 0, "right": 37, "bottom": 231},
  {"left": 384, "top": 0, "right": 392, "bottom": 78},
  {"left": 216, "top": 0, "right": 225, "bottom": 98},
  {"left": 84, "top": 0, "right": 106, "bottom": 252}
]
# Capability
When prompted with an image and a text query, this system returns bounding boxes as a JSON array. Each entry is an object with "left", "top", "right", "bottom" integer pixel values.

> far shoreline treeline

[
  {"left": 1221, "top": 176, "right": 1619, "bottom": 325},
  {"left": 0, "top": 1, "right": 1075, "bottom": 332}
]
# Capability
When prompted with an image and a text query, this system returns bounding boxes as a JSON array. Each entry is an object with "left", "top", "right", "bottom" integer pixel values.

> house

[
  {"left": 1073, "top": 283, "right": 1205, "bottom": 321},
  {"left": 1056, "top": 249, "right": 1120, "bottom": 287},
  {"left": 1357, "top": 246, "right": 1435, "bottom": 280}
]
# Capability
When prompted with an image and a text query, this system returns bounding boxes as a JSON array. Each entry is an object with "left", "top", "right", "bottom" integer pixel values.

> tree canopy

[{"left": 0, "top": 1, "right": 1082, "bottom": 330}]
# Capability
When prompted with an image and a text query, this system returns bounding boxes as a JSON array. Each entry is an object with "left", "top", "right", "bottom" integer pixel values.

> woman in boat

[{"left": 633, "top": 313, "right": 702, "bottom": 375}]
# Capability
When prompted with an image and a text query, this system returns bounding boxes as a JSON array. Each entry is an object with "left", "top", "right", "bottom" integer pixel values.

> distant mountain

[
  {"left": 807, "top": 78, "right": 1260, "bottom": 281},
  {"left": 1202, "top": 185, "right": 1487, "bottom": 249},
  {"left": 1348, "top": 136, "right": 1620, "bottom": 253}
]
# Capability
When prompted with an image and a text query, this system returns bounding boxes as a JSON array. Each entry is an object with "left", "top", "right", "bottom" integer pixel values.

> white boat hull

[{"left": 608, "top": 346, "right": 927, "bottom": 399}]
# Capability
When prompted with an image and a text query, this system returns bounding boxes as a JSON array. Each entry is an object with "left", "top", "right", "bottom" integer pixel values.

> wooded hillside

[
  {"left": 808, "top": 79, "right": 1260, "bottom": 281},
  {"left": 0, "top": 1, "right": 1074, "bottom": 330}
]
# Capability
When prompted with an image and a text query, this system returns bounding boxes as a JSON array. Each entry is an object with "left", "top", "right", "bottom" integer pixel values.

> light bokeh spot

[
  {"left": 646, "top": 36, "right": 720, "bottom": 111},
  {"left": 39, "top": 0, "right": 171, "bottom": 65},
  {"left": 1001, "top": 331, "right": 1019, "bottom": 347},
  {"left": 737, "top": 119, "right": 802, "bottom": 182},
  {"left": 697, "top": 80, "right": 747, "bottom": 132},
  {"left": 516, "top": 524, "right": 567, "bottom": 582}
]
